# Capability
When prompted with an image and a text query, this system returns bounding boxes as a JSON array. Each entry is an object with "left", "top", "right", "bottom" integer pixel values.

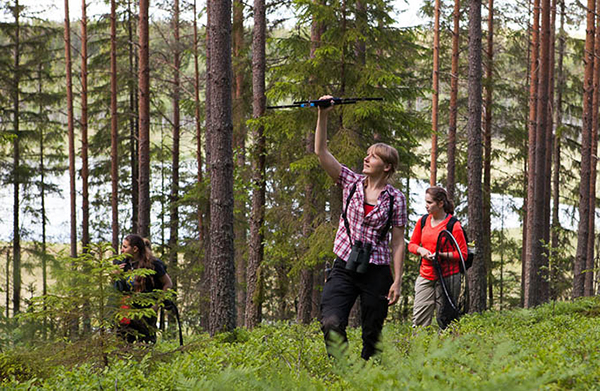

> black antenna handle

[{"left": 267, "top": 97, "right": 383, "bottom": 109}]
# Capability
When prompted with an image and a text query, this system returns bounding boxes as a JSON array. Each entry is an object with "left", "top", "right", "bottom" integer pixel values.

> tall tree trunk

[
  {"left": 193, "top": 0, "right": 204, "bottom": 243},
  {"left": 81, "top": 0, "right": 90, "bottom": 253},
  {"left": 207, "top": 0, "right": 235, "bottom": 334},
  {"left": 169, "top": 0, "right": 181, "bottom": 294},
  {"left": 232, "top": 0, "right": 247, "bottom": 327},
  {"left": 128, "top": 0, "right": 139, "bottom": 233},
  {"left": 80, "top": 0, "right": 91, "bottom": 333},
  {"left": 138, "top": 0, "right": 151, "bottom": 238},
  {"left": 64, "top": 0, "right": 77, "bottom": 258},
  {"left": 38, "top": 67, "right": 48, "bottom": 308},
  {"left": 6, "top": 251, "right": 10, "bottom": 317},
  {"left": 574, "top": 0, "right": 596, "bottom": 299},
  {"left": 245, "top": 0, "right": 266, "bottom": 329},
  {"left": 298, "top": 0, "right": 324, "bottom": 325},
  {"left": 524, "top": 0, "right": 540, "bottom": 304},
  {"left": 586, "top": 0, "right": 600, "bottom": 296},
  {"left": 550, "top": 0, "right": 565, "bottom": 300},
  {"left": 466, "top": 0, "right": 486, "bottom": 312},
  {"left": 526, "top": 0, "right": 551, "bottom": 307},
  {"left": 12, "top": 0, "right": 21, "bottom": 315},
  {"left": 430, "top": 0, "right": 440, "bottom": 186},
  {"left": 483, "top": 0, "right": 494, "bottom": 308},
  {"left": 447, "top": 0, "right": 460, "bottom": 200},
  {"left": 110, "top": 0, "right": 119, "bottom": 253},
  {"left": 542, "top": 0, "right": 557, "bottom": 301},
  {"left": 298, "top": 134, "right": 315, "bottom": 324}
]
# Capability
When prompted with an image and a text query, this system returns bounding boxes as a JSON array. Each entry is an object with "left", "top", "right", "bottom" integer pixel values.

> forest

[{"left": 1, "top": 0, "right": 600, "bottom": 388}]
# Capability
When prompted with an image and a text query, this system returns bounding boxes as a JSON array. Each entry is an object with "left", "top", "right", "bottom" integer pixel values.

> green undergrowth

[{"left": 2, "top": 298, "right": 600, "bottom": 390}]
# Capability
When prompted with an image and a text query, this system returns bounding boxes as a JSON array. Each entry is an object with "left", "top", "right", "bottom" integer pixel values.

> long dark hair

[
  {"left": 426, "top": 186, "right": 455, "bottom": 214},
  {"left": 124, "top": 234, "right": 154, "bottom": 292}
]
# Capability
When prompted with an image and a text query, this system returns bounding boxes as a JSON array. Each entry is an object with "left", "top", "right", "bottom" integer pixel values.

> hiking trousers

[
  {"left": 412, "top": 273, "right": 461, "bottom": 329},
  {"left": 320, "top": 258, "right": 393, "bottom": 360}
]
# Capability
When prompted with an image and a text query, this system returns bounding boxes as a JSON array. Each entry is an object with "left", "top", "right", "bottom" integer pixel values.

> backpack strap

[
  {"left": 341, "top": 181, "right": 395, "bottom": 245},
  {"left": 446, "top": 216, "right": 458, "bottom": 234},
  {"left": 342, "top": 181, "right": 360, "bottom": 246},
  {"left": 420, "top": 214, "right": 428, "bottom": 233},
  {"left": 378, "top": 191, "right": 394, "bottom": 242}
]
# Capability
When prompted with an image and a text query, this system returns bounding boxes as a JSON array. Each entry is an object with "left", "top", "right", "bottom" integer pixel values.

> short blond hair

[{"left": 367, "top": 143, "right": 399, "bottom": 180}]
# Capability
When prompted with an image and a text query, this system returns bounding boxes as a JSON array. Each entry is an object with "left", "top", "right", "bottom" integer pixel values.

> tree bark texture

[
  {"left": 110, "top": 0, "right": 119, "bottom": 253},
  {"left": 12, "top": 0, "right": 21, "bottom": 314},
  {"left": 542, "top": 0, "right": 556, "bottom": 300},
  {"left": 466, "top": 0, "right": 486, "bottom": 312},
  {"left": 128, "top": 0, "right": 139, "bottom": 234},
  {"left": 550, "top": 0, "right": 565, "bottom": 301},
  {"left": 573, "top": 0, "right": 595, "bottom": 299},
  {"left": 483, "top": 0, "right": 494, "bottom": 307},
  {"left": 430, "top": 0, "right": 440, "bottom": 186},
  {"left": 447, "top": 0, "right": 460, "bottom": 200},
  {"left": 232, "top": 0, "right": 247, "bottom": 327},
  {"left": 138, "top": 0, "right": 151, "bottom": 238},
  {"left": 38, "top": 68, "right": 48, "bottom": 301},
  {"left": 64, "top": 0, "right": 77, "bottom": 258},
  {"left": 298, "top": 131, "right": 316, "bottom": 324},
  {"left": 207, "top": 0, "right": 236, "bottom": 335},
  {"left": 524, "top": 0, "right": 540, "bottom": 305},
  {"left": 169, "top": 0, "right": 181, "bottom": 291},
  {"left": 193, "top": 0, "right": 204, "bottom": 244},
  {"left": 585, "top": 0, "right": 600, "bottom": 296},
  {"left": 245, "top": 0, "right": 267, "bottom": 329},
  {"left": 525, "top": 0, "right": 551, "bottom": 307},
  {"left": 81, "top": 0, "right": 90, "bottom": 252}
]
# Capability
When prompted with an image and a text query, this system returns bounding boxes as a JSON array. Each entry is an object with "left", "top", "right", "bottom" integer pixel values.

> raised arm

[{"left": 315, "top": 95, "right": 342, "bottom": 181}]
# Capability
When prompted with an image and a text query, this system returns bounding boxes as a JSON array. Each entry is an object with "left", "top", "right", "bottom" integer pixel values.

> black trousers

[{"left": 320, "top": 258, "right": 393, "bottom": 360}]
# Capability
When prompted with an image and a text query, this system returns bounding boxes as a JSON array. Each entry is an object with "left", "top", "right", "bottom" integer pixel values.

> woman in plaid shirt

[{"left": 315, "top": 95, "right": 407, "bottom": 360}]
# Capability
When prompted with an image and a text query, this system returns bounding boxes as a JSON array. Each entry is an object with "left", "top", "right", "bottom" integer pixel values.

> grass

[{"left": 2, "top": 297, "right": 600, "bottom": 390}]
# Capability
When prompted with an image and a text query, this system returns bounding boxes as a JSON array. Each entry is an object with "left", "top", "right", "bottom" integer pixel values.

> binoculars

[{"left": 346, "top": 240, "right": 372, "bottom": 274}]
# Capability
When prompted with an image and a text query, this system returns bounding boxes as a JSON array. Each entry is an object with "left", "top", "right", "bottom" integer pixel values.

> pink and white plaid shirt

[{"left": 333, "top": 165, "right": 407, "bottom": 265}]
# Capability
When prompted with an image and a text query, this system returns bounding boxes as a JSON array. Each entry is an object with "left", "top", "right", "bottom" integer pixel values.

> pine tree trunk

[
  {"left": 64, "top": 0, "right": 77, "bottom": 258},
  {"left": 245, "top": 0, "right": 266, "bottom": 329},
  {"left": 169, "top": 0, "right": 181, "bottom": 294},
  {"left": 80, "top": 0, "right": 91, "bottom": 333},
  {"left": 298, "top": 132, "right": 315, "bottom": 324},
  {"left": 550, "top": 0, "right": 565, "bottom": 300},
  {"left": 128, "top": 0, "right": 139, "bottom": 233},
  {"left": 524, "top": 0, "right": 540, "bottom": 304},
  {"left": 81, "top": 0, "right": 90, "bottom": 254},
  {"left": 447, "top": 0, "right": 460, "bottom": 200},
  {"left": 193, "top": 0, "right": 204, "bottom": 244},
  {"left": 526, "top": 0, "right": 551, "bottom": 307},
  {"left": 430, "top": 0, "right": 440, "bottom": 186},
  {"left": 232, "top": 0, "right": 247, "bottom": 326},
  {"left": 574, "top": 0, "right": 596, "bottom": 299},
  {"left": 138, "top": 0, "right": 151, "bottom": 238},
  {"left": 297, "top": 0, "right": 325, "bottom": 325},
  {"left": 6, "top": 252, "right": 11, "bottom": 317},
  {"left": 483, "top": 0, "right": 494, "bottom": 308},
  {"left": 110, "top": 0, "right": 119, "bottom": 253},
  {"left": 466, "top": 0, "right": 486, "bottom": 313},
  {"left": 543, "top": 0, "right": 557, "bottom": 299},
  {"left": 585, "top": 0, "right": 600, "bottom": 296},
  {"left": 207, "top": 0, "right": 236, "bottom": 335},
  {"left": 12, "top": 0, "right": 21, "bottom": 314},
  {"left": 38, "top": 67, "right": 47, "bottom": 304}
]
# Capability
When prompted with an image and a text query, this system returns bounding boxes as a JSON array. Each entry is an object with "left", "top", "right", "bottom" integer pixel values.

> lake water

[{"left": 0, "top": 173, "right": 582, "bottom": 244}]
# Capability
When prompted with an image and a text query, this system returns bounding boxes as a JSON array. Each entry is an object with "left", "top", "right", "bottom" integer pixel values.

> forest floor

[{"left": 1, "top": 297, "right": 599, "bottom": 390}]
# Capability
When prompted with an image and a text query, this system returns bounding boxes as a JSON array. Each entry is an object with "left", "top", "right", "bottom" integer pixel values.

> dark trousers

[
  {"left": 118, "top": 315, "right": 157, "bottom": 344},
  {"left": 320, "top": 258, "right": 393, "bottom": 360}
]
